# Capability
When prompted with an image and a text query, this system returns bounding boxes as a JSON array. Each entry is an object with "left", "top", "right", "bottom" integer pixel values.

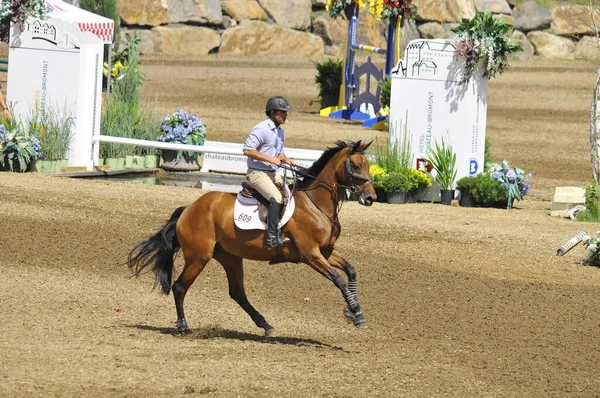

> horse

[{"left": 127, "top": 140, "right": 377, "bottom": 337}]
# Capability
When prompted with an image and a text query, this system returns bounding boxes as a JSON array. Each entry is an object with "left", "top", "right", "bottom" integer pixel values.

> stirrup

[{"left": 267, "top": 235, "right": 290, "bottom": 250}]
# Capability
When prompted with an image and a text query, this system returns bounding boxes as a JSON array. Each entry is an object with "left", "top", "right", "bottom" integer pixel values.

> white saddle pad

[{"left": 234, "top": 193, "right": 295, "bottom": 230}]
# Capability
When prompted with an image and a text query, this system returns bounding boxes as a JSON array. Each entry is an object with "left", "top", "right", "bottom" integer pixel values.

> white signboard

[
  {"left": 7, "top": 12, "right": 105, "bottom": 170},
  {"left": 201, "top": 140, "right": 322, "bottom": 174},
  {"left": 389, "top": 39, "right": 488, "bottom": 187}
]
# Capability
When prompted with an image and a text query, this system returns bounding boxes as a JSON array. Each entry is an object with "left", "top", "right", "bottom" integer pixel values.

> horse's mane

[{"left": 296, "top": 140, "right": 362, "bottom": 188}]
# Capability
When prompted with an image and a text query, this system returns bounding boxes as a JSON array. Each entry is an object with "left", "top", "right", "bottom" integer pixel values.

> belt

[{"left": 248, "top": 167, "right": 275, "bottom": 172}]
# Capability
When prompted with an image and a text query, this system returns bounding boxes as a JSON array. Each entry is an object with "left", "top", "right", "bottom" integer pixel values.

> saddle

[{"left": 238, "top": 181, "right": 289, "bottom": 222}]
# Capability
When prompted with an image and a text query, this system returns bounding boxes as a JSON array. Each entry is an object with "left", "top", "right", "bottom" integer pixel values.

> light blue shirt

[{"left": 243, "top": 118, "right": 286, "bottom": 171}]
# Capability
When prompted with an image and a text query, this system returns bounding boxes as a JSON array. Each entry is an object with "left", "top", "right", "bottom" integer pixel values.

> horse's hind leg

[
  {"left": 172, "top": 253, "right": 210, "bottom": 333},
  {"left": 213, "top": 248, "right": 276, "bottom": 337}
]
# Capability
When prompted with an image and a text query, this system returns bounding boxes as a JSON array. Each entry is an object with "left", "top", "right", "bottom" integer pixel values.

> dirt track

[{"left": 2, "top": 56, "right": 600, "bottom": 397}]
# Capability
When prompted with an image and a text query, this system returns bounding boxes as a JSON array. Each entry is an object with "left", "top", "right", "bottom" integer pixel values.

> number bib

[{"left": 233, "top": 195, "right": 295, "bottom": 230}]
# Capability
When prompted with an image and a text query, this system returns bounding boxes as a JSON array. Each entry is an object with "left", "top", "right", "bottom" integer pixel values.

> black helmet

[{"left": 266, "top": 96, "right": 292, "bottom": 114}]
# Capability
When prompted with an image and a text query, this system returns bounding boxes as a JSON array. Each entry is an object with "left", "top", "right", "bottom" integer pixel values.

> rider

[{"left": 243, "top": 96, "right": 296, "bottom": 250}]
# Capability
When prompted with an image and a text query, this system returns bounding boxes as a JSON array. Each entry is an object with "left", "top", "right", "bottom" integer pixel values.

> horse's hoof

[
  {"left": 178, "top": 327, "right": 192, "bottom": 335},
  {"left": 264, "top": 328, "right": 277, "bottom": 337},
  {"left": 352, "top": 311, "right": 367, "bottom": 329},
  {"left": 343, "top": 307, "right": 355, "bottom": 323}
]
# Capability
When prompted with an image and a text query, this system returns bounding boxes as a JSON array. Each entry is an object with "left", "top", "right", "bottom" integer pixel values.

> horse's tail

[{"left": 127, "top": 206, "right": 186, "bottom": 295}]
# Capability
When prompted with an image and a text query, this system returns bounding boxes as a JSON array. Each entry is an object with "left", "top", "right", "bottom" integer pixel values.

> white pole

[{"left": 94, "top": 135, "right": 244, "bottom": 155}]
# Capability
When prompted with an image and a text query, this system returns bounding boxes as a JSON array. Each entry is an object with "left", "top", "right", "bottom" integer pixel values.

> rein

[{"left": 279, "top": 151, "right": 372, "bottom": 224}]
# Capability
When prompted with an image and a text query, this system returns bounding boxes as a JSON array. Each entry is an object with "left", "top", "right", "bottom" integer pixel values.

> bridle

[
  {"left": 281, "top": 149, "right": 372, "bottom": 193},
  {"left": 279, "top": 149, "right": 373, "bottom": 224}
]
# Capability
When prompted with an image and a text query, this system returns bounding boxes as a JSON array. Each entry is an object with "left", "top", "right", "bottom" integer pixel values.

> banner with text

[{"left": 389, "top": 39, "right": 488, "bottom": 186}]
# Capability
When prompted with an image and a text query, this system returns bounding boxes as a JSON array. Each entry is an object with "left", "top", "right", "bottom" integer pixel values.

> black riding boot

[{"left": 266, "top": 198, "right": 290, "bottom": 250}]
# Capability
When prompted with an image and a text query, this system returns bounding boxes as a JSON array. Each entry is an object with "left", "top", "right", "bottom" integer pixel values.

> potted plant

[
  {"left": 157, "top": 108, "right": 206, "bottom": 171},
  {"left": 486, "top": 159, "right": 532, "bottom": 209},
  {"left": 424, "top": 138, "right": 457, "bottom": 205},
  {"left": 313, "top": 58, "right": 342, "bottom": 109},
  {"left": 369, "top": 163, "right": 387, "bottom": 203},
  {"left": 406, "top": 168, "right": 432, "bottom": 203},
  {"left": 456, "top": 175, "right": 477, "bottom": 207},
  {"left": 381, "top": 170, "right": 411, "bottom": 204},
  {"left": 0, "top": 118, "right": 42, "bottom": 172}
]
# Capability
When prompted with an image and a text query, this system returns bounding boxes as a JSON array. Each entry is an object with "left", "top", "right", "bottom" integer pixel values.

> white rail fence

[{"left": 93, "top": 135, "right": 323, "bottom": 174}]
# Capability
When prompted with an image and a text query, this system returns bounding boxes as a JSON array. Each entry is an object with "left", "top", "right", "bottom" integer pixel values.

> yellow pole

[{"left": 395, "top": 15, "right": 402, "bottom": 63}]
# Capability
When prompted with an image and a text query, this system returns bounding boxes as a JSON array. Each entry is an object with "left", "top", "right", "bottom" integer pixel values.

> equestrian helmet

[{"left": 266, "top": 96, "right": 292, "bottom": 113}]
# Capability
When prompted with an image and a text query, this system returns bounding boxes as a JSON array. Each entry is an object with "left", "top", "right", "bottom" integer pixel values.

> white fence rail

[{"left": 93, "top": 135, "right": 323, "bottom": 174}]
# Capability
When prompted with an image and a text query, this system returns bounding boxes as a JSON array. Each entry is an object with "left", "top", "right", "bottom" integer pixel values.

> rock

[
  {"left": 552, "top": 5, "right": 600, "bottom": 36},
  {"left": 474, "top": 0, "right": 511, "bottom": 15},
  {"left": 153, "top": 25, "right": 221, "bottom": 55},
  {"left": 220, "top": 20, "right": 324, "bottom": 56},
  {"left": 414, "top": 0, "right": 476, "bottom": 23},
  {"left": 312, "top": 0, "right": 327, "bottom": 8},
  {"left": 312, "top": 11, "right": 347, "bottom": 46},
  {"left": 257, "top": 0, "right": 312, "bottom": 30},
  {"left": 400, "top": 19, "right": 420, "bottom": 56},
  {"left": 527, "top": 31, "right": 575, "bottom": 60},
  {"left": 166, "top": 0, "right": 223, "bottom": 26},
  {"left": 510, "top": 30, "right": 534, "bottom": 61},
  {"left": 418, "top": 22, "right": 447, "bottom": 39},
  {"left": 575, "top": 36, "right": 600, "bottom": 61},
  {"left": 222, "top": 0, "right": 268, "bottom": 21},
  {"left": 120, "top": 0, "right": 169, "bottom": 27},
  {"left": 512, "top": 1, "right": 552, "bottom": 33},
  {"left": 311, "top": 11, "right": 387, "bottom": 51}
]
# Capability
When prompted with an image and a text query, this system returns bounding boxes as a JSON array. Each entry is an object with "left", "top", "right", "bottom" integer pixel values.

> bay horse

[{"left": 127, "top": 140, "right": 376, "bottom": 337}]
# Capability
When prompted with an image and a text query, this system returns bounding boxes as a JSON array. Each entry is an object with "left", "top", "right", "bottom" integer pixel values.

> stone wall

[{"left": 115, "top": 0, "right": 600, "bottom": 61}]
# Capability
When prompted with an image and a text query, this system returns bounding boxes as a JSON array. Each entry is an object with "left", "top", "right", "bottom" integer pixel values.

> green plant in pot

[
  {"left": 456, "top": 173, "right": 508, "bottom": 207},
  {"left": 313, "top": 58, "right": 342, "bottom": 109},
  {"left": 369, "top": 163, "right": 387, "bottom": 202},
  {"left": 381, "top": 170, "right": 411, "bottom": 204},
  {"left": 424, "top": 138, "right": 457, "bottom": 205}
]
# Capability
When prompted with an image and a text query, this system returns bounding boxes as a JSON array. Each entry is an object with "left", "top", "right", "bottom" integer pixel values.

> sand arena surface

[{"left": 1, "top": 56, "right": 600, "bottom": 397}]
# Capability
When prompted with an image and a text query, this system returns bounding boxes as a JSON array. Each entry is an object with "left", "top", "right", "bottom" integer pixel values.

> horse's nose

[{"left": 360, "top": 195, "right": 374, "bottom": 206}]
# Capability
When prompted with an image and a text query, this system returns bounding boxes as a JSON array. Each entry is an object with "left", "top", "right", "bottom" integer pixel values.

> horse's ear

[
  {"left": 352, "top": 140, "right": 363, "bottom": 153},
  {"left": 361, "top": 141, "right": 373, "bottom": 152}
]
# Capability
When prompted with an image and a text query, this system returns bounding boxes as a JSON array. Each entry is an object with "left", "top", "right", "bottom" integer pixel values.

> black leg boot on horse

[{"left": 266, "top": 198, "right": 290, "bottom": 250}]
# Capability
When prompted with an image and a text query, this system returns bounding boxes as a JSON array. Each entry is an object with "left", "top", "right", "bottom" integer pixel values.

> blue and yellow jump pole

[{"left": 326, "top": 8, "right": 401, "bottom": 128}]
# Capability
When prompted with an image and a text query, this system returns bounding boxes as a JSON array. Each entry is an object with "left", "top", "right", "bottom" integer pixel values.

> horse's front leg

[
  {"left": 304, "top": 251, "right": 367, "bottom": 329},
  {"left": 327, "top": 249, "right": 366, "bottom": 327}
]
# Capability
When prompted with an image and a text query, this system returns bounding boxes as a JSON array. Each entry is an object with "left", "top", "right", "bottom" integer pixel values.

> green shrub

[
  {"left": 379, "top": 76, "right": 391, "bottom": 109},
  {"left": 406, "top": 168, "right": 432, "bottom": 190},
  {"left": 576, "top": 184, "right": 600, "bottom": 222},
  {"left": 461, "top": 173, "right": 508, "bottom": 205},
  {"left": 381, "top": 171, "right": 411, "bottom": 193},
  {"left": 313, "top": 58, "right": 342, "bottom": 100}
]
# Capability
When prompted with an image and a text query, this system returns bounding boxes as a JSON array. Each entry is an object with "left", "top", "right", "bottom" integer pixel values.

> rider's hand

[{"left": 272, "top": 157, "right": 282, "bottom": 166}]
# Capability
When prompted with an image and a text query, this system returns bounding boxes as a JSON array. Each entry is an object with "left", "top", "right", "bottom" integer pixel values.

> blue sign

[{"left": 469, "top": 159, "right": 478, "bottom": 175}]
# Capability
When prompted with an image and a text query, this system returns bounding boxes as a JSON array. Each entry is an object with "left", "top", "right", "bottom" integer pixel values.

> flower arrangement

[
  {"left": 157, "top": 109, "right": 206, "bottom": 161},
  {"left": 368, "top": 0, "right": 417, "bottom": 21},
  {"left": 325, "top": 0, "right": 357, "bottom": 19},
  {"left": 451, "top": 11, "right": 523, "bottom": 84},
  {"left": 486, "top": 159, "right": 531, "bottom": 209},
  {"left": 0, "top": 118, "right": 42, "bottom": 171},
  {"left": 0, "top": 0, "right": 48, "bottom": 43},
  {"left": 326, "top": 0, "right": 416, "bottom": 21}
]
